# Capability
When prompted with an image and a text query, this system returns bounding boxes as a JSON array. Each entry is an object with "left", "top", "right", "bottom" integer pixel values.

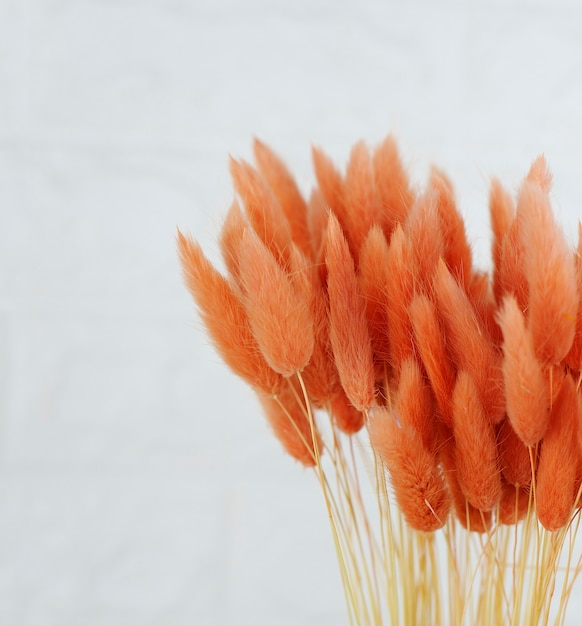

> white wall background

[{"left": 2, "top": 0, "right": 582, "bottom": 624}]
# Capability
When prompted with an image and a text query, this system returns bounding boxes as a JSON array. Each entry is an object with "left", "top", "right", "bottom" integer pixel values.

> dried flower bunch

[{"left": 179, "top": 136, "right": 582, "bottom": 625}]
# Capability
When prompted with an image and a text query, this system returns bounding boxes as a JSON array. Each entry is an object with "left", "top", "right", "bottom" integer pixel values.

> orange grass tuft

[
  {"left": 536, "top": 373, "right": 579, "bottom": 531},
  {"left": 409, "top": 294, "right": 455, "bottom": 426},
  {"left": 306, "top": 188, "right": 328, "bottom": 263},
  {"left": 440, "top": 434, "right": 492, "bottom": 532},
  {"left": 358, "top": 225, "right": 393, "bottom": 364},
  {"left": 229, "top": 157, "right": 292, "bottom": 267},
  {"left": 434, "top": 260, "right": 505, "bottom": 424},
  {"left": 253, "top": 138, "right": 312, "bottom": 258},
  {"left": 489, "top": 178, "right": 515, "bottom": 304},
  {"left": 238, "top": 229, "right": 314, "bottom": 377},
  {"left": 497, "top": 418, "right": 533, "bottom": 488},
  {"left": 177, "top": 230, "right": 282, "bottom": 395},
  {"left": 330, "top": 387, "right": 366, "bottom": 434},
  {"left": 297, "top": 256, "right": 340, "bottom": 407},
  {"left": 451, "top": 370, "right": 501, "bottom": 511},
  {"left": 312, "top": 146, "right": 348, "bottom": 239},
  {"left": 520, "top": 181, "right": 578, "bottom": 365},
  {"left": 498, "top": 295, "right": 549, "bottom": 446},
  {"left": 526, "top": 153, "right": 553, "bottom": 193},
  {"left": 370, "top": 407, "right": 450, "bottom": 532},
  {"left": 566, "top": 223, "right": 582, "bottom": 370},
  {"left": 498, "top": 481, "right": 530, "bottom": 525},
  {"left": 259, "top": 377, "right": 321, "bottom": 466},
  {"left": 372, "top": 134, "right": 414, "bottom": 237},
  {"left": 325, "top": 212, "right": 375, "bottom": 411},
  {"left": 395, "top": 356, "right": 436, "bottom": 452},
  {"left": 430, "top": 168, "right": 472, "bottom": 289},
  {"left": 384, "top": 225, "right": 416, "bottom": 373},
  {"left": 404, "top": 192, "right": 443, "bottom": 291},
  {"left": 219, "top": 200, "right": 246, "bottom": 282},
  {"left": 343, "top": 140, "right": 383, "bottom": 260}
]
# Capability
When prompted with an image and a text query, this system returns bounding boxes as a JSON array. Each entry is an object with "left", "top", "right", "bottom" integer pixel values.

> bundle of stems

[{"left": 179, "top": 136, "right": 582, "bottom": 625}]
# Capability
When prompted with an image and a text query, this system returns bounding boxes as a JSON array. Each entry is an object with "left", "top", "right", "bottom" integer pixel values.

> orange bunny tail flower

[
  {"left": 229, "top": 157, "right": 292, "bottom": 267},
  {"left": 498, "top": 296, "right": 549, "bottom": 446},
  {"left": 370, "top": 407, "right": 451, "bottom": 532},
  {"left": 358, "top": 225, "right": 393, "bottom": 365},
  {"left": 253, "top": 138, "right": 312, "bottom": 259},
  {"left": 498, "top": 481, "right": 530, "bottom": 526},
  {"left": 238, "top": 229, "right": 314, "bottom": 377},
  {"left": 342, "top": 140, "right": 383, "bottom": 261},
  {"left": 409, "top": 294, "right": 456, "bottom": 427},
  {"left": 219, "top": 200, "right": 246, "bottom": 283},
  {"left": 177, "top": 230, "right": 282, "bottom": 395},
  {"left": 440, "top": 435, "right": 492, "bottom": 533},
  {"left": 259, "top": 378, "right": 321, "bottom": 467},
  {"left": 536, "top": 374, "right": 579, "bottom": 531},
  {"left": 384, "top": 224, "right": 416, "bottom": 374},
  {"left": 404, "top": 191, "right": 444, "bottom": 292},
  {"left": 434, "top": 259, "right": 505, "bottom": 424},
  {"left": 373, "top": 134, "right": 414, "bottom": 237},
  {"left": 526, "top": 154, "right": 553, "bottom": 193},
  {"left": 565, "top": 222, "right": 582, "bottom": 371},
  {"left": 295, "top": 250, "right": 340, "bottom": 407},
  {"left": 489, "top": 178, "right": 515, "bottom": 304},
  {"left": 330, "top": 387, "right": 366, "bottom": 434},
  {"left": 497, "top": 418, "right": 534, "bottom": 488},
  {"left": 312, "top": 146, "right": 349, "bottom": 237},
  {"left": 325, "top": 212, "right": 375, "bottom": 411},
  {"left": 519, "top": 180, "right": 578, "bottom": 365},
  {"left": 451, "top": 371, "right": 502, "bottom": 512},
  {"left": 430, "top": 167, "right": 472, "bottom": 290},
  {"left": 395, "top": 356, "right": 436, "bottom": 452}
]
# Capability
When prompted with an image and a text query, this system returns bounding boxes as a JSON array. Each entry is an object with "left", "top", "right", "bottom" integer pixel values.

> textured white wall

[{"left": 2, "top": 0, "right": 582, "bottom": 624}]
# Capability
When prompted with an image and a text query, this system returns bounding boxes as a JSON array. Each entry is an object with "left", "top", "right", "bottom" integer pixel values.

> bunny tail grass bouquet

[{"left": 178, "top": 136, "right": 582, "bottom": 626}]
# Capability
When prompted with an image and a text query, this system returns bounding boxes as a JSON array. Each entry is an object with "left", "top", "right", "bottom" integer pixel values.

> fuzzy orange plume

[
  {"left": 312, "top": 146, "right": 348, "bottom": 235},
  {"left": 219, "top": 200, "right": 246, "bottom": 282},
  {"left": 396, "top": 357, "right": 436, "bottom": 452},
  {"left": 330, "top": 387, "right": 366, "bottom": 434},
  {"left": 430, "top": 168, "right": 472, "bottom": 289},
  {"left": 497, "top": 418, "right": 533, "bottom": 487},
  {"left": 298, "top": 253, "right": 340, "bottom": 407},
  {"left": 439, "top": 435, "right": 492, "bottom": 532},
  {"left": 325, "top": 212, "right": 375, "bottom": 411},
  {"left": 370, "top": 407, "right": 450, "bottom": 532},
  {"left": 566, "top": 223, "right": 582, "bottom": 371},
  {"left": 489, "top": 178, "right": 515, "bottom": 304},
  {"left": 229, "top": 158, "right": 292, "bottom": 267},
  {"left": 434, "top": 260, "right": 505, "bottom": 424},
  {"left": 372, "top": 135, "right": 414, "bottom": 236},
  {"left": 409, "top": 294, "right": 455, "bottom": 426},
  {"left": 238, "top": 229, "right": 314, "bottom": 377},
  {"left": 468, "top": 272, "right": 502, "bottom": 346},
  {"left": 536, "top": 374, "right": 579, "bottom": 531},
  {"left": 384, "top": 225, "right": 416, "bottom": 373},
  {"left": 177, "top": 231, "right": 282, "bottom": 395},
  {"left": 451, "top": 371, "right": 501, "bottom": 511},
  {"left": 358, "top": 226, "right": 392, "bottom": 364},
  {"left": 519, "top": 181, "right": 578, "bottom": 365},
  {"left": 253, "top": 138, "right": 312, "bottom": 258},
  {"left": 259, "top": 377, "right": 321, "bottom": 467},
  {"left": 404, "top": 192, "right": 443, "bottom": 291},
  {"left": 497, "top": 296, "right": 548, "bottom": 446},
  {"left": 498, "top": 482, "right": 530, "bottom": 526},
  {"left": 526, "top": 154, "right": 553, "bottom": 193},
  {"left": 343, "top": 141, "right": 383, "bottom": 260},
  {"left": 307, "top": 188, "right": 328, "bottom": 263},
  {"left": 498, "top": 190, "right": 532, "bottom": 314}
]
